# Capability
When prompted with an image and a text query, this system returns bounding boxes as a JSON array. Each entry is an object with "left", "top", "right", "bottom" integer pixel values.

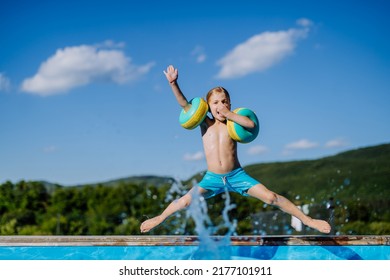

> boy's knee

[
  {"left": 266, "top": 193, "right": 279, "bottom": 205},
  {"left": 179, "top": 194, "right": 192, "bottom": 208}
]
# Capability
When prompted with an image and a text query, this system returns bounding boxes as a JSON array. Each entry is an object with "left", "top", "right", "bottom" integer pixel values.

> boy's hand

[
  {"left": 217, "top": 104, "right": 231, "bottom": 118},
  {"left": 163, "top": 65, "right": 178, "bottom": 84}
]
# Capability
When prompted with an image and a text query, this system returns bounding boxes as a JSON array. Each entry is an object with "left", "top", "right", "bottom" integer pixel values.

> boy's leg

[
  {"left": 247, "top": 184, "right": 331, "bottom": 234},
  {"left": 140, "top": 186, "right": 206, "bottom": 233}
]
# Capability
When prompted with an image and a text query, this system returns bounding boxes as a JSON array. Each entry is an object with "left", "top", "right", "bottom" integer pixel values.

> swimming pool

[{"left": 0, "top": 235, "right": 389, "bottom": 260}]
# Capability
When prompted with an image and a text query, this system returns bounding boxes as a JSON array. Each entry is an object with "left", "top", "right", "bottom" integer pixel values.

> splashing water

[
  {"left": 187, "top": 185, "right": 237, "bottom": 259},
  {"left": 164, "top": 178, "right": 188, "bottom": 235},
  {"left": 166, "top": 179, "right": 237, "bottom": 259}
]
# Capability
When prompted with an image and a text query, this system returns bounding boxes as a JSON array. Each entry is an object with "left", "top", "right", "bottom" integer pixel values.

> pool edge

[{"left": 0, "top": 235, "right": 389, "bottom": 246}]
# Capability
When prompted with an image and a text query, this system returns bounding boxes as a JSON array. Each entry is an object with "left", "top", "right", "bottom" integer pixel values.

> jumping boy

[{"left": 140, "top": 65, "right": 331, "bottom": 234}]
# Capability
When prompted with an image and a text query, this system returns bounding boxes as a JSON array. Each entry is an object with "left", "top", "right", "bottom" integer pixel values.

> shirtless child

[{"left": 140, "top": 65, "right": 331, "bottom": 234}]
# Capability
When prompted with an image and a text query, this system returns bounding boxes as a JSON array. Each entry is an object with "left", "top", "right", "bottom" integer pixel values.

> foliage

[{"left": 0, "top": 143, "right": 389, "bottom": 235}]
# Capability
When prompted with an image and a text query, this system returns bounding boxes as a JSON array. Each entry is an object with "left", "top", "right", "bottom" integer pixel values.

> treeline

[
  {"left": 0, "top": 180, "right": 171, "bottom": 235},
  {"left": 0, "top": 178, "right": 389, "bottom": 235}
]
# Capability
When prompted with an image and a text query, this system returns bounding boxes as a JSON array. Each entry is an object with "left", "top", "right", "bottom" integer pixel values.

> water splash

[
  {"left": 165, "top": 178, "right": 238, "bottom": 259},
  {"left": 165, "top": 177, "right": 185, "bottom": 202},
  {"left": 164, "top": 178, "right": 189, "bottom": 235}
]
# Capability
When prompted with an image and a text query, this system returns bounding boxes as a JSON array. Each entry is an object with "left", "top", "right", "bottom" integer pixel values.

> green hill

[
  {"left": 244, "top": 143, "right": 390, "bottom": 203},
  {"left": 70, "top": 175, "right": 175, "bottom": 188},
  {"left": 186, "top": 143, "right": 389, "bottom": 203}
]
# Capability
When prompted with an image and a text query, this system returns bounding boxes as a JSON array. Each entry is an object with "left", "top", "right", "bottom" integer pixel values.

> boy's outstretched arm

[{"left": 164, "top": 65, "right": 191, "bottom": 111}]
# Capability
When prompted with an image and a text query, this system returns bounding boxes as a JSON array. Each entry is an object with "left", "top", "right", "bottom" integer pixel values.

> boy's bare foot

[
  {"left": 305, "top": 218, "right": 331, "bottom": 234},
  {"left": 140, "top": 216, "right": 163, "bottom": 233}
]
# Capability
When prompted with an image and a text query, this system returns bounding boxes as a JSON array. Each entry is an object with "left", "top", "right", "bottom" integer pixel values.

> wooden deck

[{"left": 0, "top": 235, "right": 389, "bottom": 247}]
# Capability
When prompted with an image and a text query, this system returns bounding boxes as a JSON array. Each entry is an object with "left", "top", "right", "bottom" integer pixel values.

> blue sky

[{"left": 1, "top": 0, "right": 389, "bottom": 185}]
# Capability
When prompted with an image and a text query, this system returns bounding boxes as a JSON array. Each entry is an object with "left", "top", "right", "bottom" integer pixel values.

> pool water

[
  {"left": 0, "top": 245, "right": 388, "bottom": 260},
  {"left": 0, "top": 235, "right": 389, "bottom": 260}
]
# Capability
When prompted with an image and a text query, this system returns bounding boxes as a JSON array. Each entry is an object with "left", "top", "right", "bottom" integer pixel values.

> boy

[{"left": 140, "top": 65, "right": 331, "bottom": 234}]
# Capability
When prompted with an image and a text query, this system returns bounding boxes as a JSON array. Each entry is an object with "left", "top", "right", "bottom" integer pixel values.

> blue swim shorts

[{"left": 198, "top": 167, "right": 260, "bottom": 199}]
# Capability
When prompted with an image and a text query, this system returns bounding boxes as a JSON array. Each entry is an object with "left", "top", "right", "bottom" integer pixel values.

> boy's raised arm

[{"left": 164, "top": 65, "right": 191, "bottom": 111}]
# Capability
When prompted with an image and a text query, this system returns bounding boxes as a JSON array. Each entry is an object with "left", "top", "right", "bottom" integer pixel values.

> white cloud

[
  {"left": 95, "top": 40, "right": 126, "bottom": 49},
  {"left": 216, "top": 20, "right": 311, "bottom": 79},
  {"left": 196, "top": 54, "right": 206, "bottom": 63},
  {"left": 296, "top": 18, "right": 313, "bottom": 28},
  {"left": 191, "top": 45, "right": 206, "bottom": 63},
  {"left": 0, "top": 73, "right": 11, "bottom": 92},
  {"left": 247, "top": 145, "right": 269, "bottom": 155},
  {"left": 285, "top": 139, "right": 319, "bottom": 150},
  {"left": 325, "top": 138, "right": 348, "bottom": 148},
  {"left": 21, "top": 43, "right": 155, "bottom": 96},
  {"left": 282, "top": 139, "right": 319, "bottom": 156},
  {"left": 183, "top": 151, "right": 204, "bottom": 161}
]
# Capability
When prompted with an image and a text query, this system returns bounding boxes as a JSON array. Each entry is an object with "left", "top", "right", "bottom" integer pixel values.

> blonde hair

[{"left": 206, "top": 86, "right": 231, "bottom": 104}]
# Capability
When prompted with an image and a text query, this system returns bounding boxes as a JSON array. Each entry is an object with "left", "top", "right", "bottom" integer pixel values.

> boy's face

[{"left": 208, "top": 92, "right": 231, "bottom": 122}]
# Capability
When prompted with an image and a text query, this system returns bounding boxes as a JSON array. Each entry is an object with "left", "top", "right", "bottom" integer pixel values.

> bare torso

[{"left": 201, "top": 117, "right": 241, "bottom": 174}]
